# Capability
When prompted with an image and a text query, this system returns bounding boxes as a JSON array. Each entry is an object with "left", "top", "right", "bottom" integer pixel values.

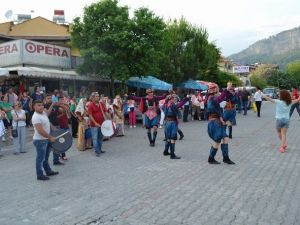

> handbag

[{"left": 12, "top": 110, "right": 18, "bottom": 138}]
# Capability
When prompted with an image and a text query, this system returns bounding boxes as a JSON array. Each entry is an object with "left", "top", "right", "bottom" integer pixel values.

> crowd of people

[{"left": 0, "top": 83, "right": 299, "bottom": 181}]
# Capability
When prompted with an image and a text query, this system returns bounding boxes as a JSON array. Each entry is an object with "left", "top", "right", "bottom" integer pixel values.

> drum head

[
  {"left": 50, "top": 129, "right": 73, "bottom": 153},
  {"left": 101, "top": 120, "right": 116, "bottom": 137}
]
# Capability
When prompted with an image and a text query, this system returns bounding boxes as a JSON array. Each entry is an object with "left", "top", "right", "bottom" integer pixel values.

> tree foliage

[
  {"left": 286, "top": 60, "right": 300, "bottom": 86},
  {"left": 217, "top": 71, "right": 242, "bottom": 88}
]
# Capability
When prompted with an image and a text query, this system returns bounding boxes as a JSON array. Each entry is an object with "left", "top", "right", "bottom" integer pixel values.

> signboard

[
  {"left": 0, "top": 39, "right": 71, "bottom": 69},
  {"left": 233, "top": 66, "right": 249, "bottom": 74},
  {"left": 0, "top": 40, "right": 21, "bottom": 67}
]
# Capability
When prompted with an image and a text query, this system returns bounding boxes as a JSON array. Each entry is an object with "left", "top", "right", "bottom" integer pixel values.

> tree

[
  {"left": 71, "top": 0, "right": 131, "bottom": 97},
  {"left": 286, "top": 60, "right": 300, "bottom": 86},
  {"left": 217, "top": 71, "right": 242, "bottom": 88},
  {"left": 249, "top": 74, "right": 267, "bottom": 89}
]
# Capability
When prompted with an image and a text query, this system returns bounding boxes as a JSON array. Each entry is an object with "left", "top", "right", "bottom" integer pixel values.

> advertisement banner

[{"left": 233, "top": 66, "right": 249, "bottom": 74}]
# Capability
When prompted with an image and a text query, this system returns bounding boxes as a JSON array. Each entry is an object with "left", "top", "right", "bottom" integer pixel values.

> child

[
  {"left": 128, "top": 99, "right": 136, "bottom": 128},
  {"left": 263, "top": 90, "right": 300, "bottom": 153}
]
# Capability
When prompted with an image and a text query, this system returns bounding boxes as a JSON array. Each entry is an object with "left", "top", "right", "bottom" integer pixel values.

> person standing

[
  {"left": 263, "top": 90, "right": 300, "bottom": 153},
  {"left": 113, "top": 95, "right": 125, "bottom": 136},
  {"left": 31, "top": 100, "right": 58, "bottom": 181},
  {"left": 88, "top": 92, "right": 110, "bottom": 157},
  {"left": 128, "top": 99, "right": 136, "bottom": 128},
  {"left": 12, "top": 101, "right": 27, "bottom": 154},
  {"left": 70, "top": 96, "right": 78, "bottom": 138},
  {"left": 182, "top": 94, "right": 190, "bottom": 122},
  {"left": 240, "top": 87, "right": 251, "bottom": 115},
  {"left": 289, "top": 86, "right": 300, "bottom": 118},
  {"left": 254, "top": 87, "right": 263, "bottom": 117}
]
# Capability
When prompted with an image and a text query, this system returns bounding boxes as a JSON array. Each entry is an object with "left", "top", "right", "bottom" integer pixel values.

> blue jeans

[
  {"left": 33, "top": 139, "right": 52, "bottom": 177},
  {"left": 242, "top": 101, "right": 248, "bottom": 115},
  {"left": 91, "top": 127, "right": 103, "bottom": 155}
]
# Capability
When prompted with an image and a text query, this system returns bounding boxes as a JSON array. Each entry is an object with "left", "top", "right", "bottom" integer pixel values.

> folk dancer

[
  {"left": 162, "top": 94, "right": 189, "bottom": 159},
  {"left": 222, "top": 82, "right": 238, "bottom": 139},
  {"left": 128, "top": 89, "right": 166, "bottom": 147},
  {"left": 206, "top": 85, "right": 235, "bottom": 165}
]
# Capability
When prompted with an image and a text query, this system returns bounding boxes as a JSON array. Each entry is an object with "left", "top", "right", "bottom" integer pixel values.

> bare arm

[
  {"left": 34, "top": 123, "right": 56, "bottom": 142},
  {"left": 89, "top": 114, "right": 100, "bottom": 127},
  {"left": 262, "top": 95, "right": 275, "bottom": 103},
  {"left": 292, "top": 96, "right": 300, "bottom": 104},
  {"left": 45, "top": 102, "right": 55, "bottom": 116}
]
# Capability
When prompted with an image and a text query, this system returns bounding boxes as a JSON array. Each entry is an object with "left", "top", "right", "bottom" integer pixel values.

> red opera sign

[
  {"left": 24, "top": 41, "right": 69, "bottom": 57},
  {"left": 0, "top": 43, "right": 18, "bottom": 55}
]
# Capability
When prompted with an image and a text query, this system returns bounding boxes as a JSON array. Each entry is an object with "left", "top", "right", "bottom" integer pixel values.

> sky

[{"left": 1, "top": 0, "right": 300, "bottom": 56}]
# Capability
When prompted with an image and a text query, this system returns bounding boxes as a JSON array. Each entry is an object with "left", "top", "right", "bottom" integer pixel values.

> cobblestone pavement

[{"left": 0, "top": 102, "right": 300, "bottom": 225}]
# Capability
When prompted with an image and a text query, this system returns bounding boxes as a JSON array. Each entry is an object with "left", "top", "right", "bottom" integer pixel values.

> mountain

[{"left": 229, "top": 26, "right": 300, "bottom": 69}]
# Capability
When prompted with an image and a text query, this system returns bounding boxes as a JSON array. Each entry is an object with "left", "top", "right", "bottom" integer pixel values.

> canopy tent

[
  {"left": 126, "top": 76, "right": 172, "bottom": 90},
  {"left": 175, "top": 79, "right": 208, "bottom": 90}
]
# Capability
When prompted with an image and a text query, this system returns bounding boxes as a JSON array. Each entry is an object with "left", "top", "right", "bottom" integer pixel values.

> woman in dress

[{"left": 113, "top": 95, "right": 125, "bottom": 136}]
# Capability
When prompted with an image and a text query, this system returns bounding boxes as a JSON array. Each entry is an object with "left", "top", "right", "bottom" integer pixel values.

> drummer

[
  {"left": 32, "top": 100, "right": 59, "bottom": 181},
  {"left": 88, "top": 92, "right": 111, "bottom": 157}
]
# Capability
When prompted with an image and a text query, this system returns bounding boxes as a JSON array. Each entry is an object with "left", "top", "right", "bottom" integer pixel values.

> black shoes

[
  {"left": 170, "top": 155, "right": 181, "bottom": 159},
  {"left": 163, "top": 151, "right": 170, "bottom": 156},
  {"left": 46, "top": 171, "right": 59, "bottom": 176},
  {"left": 53, "top": 161, "right": 64, "bottom": 165},
  {"left": 179, "top": 135, "right": 184, "bottom": 140},
  {"left": 228, "top": 134, "right": 232, "bottom": 139},
  {"left": 223, "top": 156, "right": 235, "bottom": 164},
  {"left": 208, "top": 157, "right": 221, "bottom": 164},
  {"left": 150, "top": 142, "right": 155, "bottom": 147},
  {"left": 37, "top": 175, "right": 50, "bottom": 181}
]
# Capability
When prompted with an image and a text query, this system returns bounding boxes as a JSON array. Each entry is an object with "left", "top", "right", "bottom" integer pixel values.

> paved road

[{"left": 0, "top": 102, "right": 300, "bottom": 225}]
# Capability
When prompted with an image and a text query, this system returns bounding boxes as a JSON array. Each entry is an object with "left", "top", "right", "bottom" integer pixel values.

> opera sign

[
  {"left": 0, "top": 39, "right": 71, "bottom": 69},
  {"left": 24, "top": 41, "right": 69, "bottom": 57}
]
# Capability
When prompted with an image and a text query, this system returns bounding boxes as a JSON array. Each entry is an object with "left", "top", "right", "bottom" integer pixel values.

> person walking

[
  {"left": 12, "top": 101, "right": 27, "bottom": 154},
  {"left": 31, "top": 100, "right": 58, "bottom": 181},
  {"left": 263, "top": 90, "right": 300, "bottom": 153},
  {"left": 240, "top": 87, "right": 251, "bottom": 115},
  {"left": 289, "top": 86, "right": 300, "bottom": 118},
  {"left": 254, "top": 87, "right": 263, "bottom": 117}
]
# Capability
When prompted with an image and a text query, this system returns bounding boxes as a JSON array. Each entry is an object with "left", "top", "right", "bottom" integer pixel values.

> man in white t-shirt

[
  {"left": 31, "top": 100, "right": 58, "bottom": 181},
  {"left": 254, "top": 87, "right": 263, "bottom": 117}
]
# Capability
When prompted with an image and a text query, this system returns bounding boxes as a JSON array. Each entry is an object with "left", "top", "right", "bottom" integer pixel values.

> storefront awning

[
  {"left": 0, "top": 68, "right": 9, "bottom": 77},
  {"left": 5, "top": 66, "right": 110, "bottom": 82}
]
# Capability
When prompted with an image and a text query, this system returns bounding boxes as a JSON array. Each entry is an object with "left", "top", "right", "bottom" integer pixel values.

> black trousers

[
  {"left": 255, "top": 101, "right": 262, "bottom": 117},
  {"left": 183, "top": 105, "right": 190, "bottom": 122},
  {"left": 71, "top": 115, "right": 78, "bottom": 137}
]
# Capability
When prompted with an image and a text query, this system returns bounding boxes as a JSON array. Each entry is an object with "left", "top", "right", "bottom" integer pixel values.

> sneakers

[
  {"left": 133, "top": 125, "right": 136, "bottom": 128},
  {"left": 37, "top": 175, "right": 50, "bottom": 181},
  {"left": 159, "top": 125, "right": 163, "bottom": 129},
  {"left": 130, "top": 126, "right": 133, "bottom": 128}
]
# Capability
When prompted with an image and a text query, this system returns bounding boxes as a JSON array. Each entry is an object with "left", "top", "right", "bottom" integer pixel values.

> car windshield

[{"left": 263, "top": 89, "right": 274, "bottom": 94}]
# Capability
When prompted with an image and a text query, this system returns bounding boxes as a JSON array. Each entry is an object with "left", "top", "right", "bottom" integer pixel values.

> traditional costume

[
  {"left": 129, "top": 89, "right": 165, "bottom": 146},
  {"left": 206, "top": 85, "right": 235, "bottom": 164}
]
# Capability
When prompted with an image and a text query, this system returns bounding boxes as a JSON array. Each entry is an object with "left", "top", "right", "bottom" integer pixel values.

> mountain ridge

[{"left": 229, "top": 26, "right": 300, "bottom": 69}]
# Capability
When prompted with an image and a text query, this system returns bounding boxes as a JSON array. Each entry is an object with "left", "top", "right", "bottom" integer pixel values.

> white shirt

[
  {"left": 32, "top": 111, "right": 50, "bottom": 140},
  {"left": 254, "top": 91, "right": 263, "bottom": 101},
  {"left": 11, "top": 109, "right": 26, "bottom": 127}
]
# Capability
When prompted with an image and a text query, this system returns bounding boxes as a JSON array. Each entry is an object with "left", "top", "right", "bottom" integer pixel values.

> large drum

[
  {"left": 50, "top": 129, "right": 73, "bottom": 154},
  {"left": 101, "top": 120, "right": 116, "bottom": 137}
]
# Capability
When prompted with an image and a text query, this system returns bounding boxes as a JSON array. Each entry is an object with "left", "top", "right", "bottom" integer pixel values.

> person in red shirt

[
  {"left": 289, "top": 86, "right": 300, "bottom": 118},
  {"left": 88, "top": 92, "right": 110, "bottom": 157}
]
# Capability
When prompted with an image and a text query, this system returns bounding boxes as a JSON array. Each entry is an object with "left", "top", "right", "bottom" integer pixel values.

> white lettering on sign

[
  {"left": 0, "top": 43, "right": 18, "bottom": 55},
  {"left": 24, "top": 42, "right": 69, "bottom": 57},
  {"left": 233, "top": 66, "right": 250, "bottom": 74}
]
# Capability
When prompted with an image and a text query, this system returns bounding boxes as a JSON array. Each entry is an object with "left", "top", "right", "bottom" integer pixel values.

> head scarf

[{"left": 75, "top": 98, "right": 86, "bottom": 116}]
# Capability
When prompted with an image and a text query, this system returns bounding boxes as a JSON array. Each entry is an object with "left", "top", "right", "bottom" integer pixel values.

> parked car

[{"left": 263, "top": 87, "right": 278, "bottom": 99}]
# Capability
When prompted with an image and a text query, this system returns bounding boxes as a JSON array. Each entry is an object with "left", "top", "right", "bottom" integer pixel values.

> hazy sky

[{"left": 1, "top": 0, "right": 299, "bottom": 56}]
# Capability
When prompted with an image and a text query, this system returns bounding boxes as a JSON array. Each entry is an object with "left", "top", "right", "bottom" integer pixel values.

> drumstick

[{"left": 55, "top": 131, "right": 70, "bottom": 139}]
